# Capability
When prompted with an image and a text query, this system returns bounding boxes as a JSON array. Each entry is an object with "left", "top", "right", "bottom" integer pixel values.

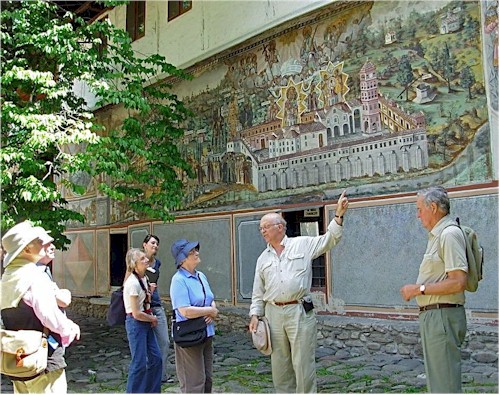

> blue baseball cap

[{"left": 171, "top": 239, "right": 200, "bottom": 268}]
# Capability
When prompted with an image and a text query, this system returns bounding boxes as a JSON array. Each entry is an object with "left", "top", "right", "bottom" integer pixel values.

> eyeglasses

[{"left": 259, "top": 223, "right": 280, "bottom": 232}]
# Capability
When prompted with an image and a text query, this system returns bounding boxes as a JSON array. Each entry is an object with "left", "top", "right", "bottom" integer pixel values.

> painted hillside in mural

[{"left": 172, "top": 0, "right": 493, "bottom": 211}]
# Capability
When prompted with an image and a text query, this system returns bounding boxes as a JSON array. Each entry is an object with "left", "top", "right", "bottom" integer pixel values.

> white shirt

[
  {"left": 249, "top": 218, "right": 343, "bottom": 317},
  {"left": 123, "top": 274, "right": 148, "bottom": 314}
]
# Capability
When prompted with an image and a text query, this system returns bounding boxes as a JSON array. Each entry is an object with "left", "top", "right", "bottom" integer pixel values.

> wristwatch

[{"left": 419, "top": 284, "right": 426, "bottom": 295}]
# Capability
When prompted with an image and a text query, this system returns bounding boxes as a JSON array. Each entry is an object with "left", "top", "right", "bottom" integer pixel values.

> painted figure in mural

[
  {"left": 123, "top": 247, "right": 162, "bottom": 393},
  {"left": 142, "top": 234, "right": 173, "bottom": 384},
  {"left": 1, "top": 221, "right": 81, "bottom": 393},
  {"left": 319, "top": 76, "right": 331, "bottom": 108},
  {"left": 239, "top": 99, "right": 253, "bottom": 128},
  {"left": 400, "top": 186, "right": 467, "bottom": 393},
  {"left": 263, "top": 40, "right": 279, "bottom": 67},
  {"left": 333, "top": 68, "right": 345, "bottom": 99},
  {"left": 267, "top": 95, "right": 280, "bottom": 121},
  {"left": 170, "top": 240, "right": 218, "bottom": 393},
  {"left": 308, "top": 86, "right": 319, "bottom": 111},
  {"left": 213, "top": 159, "right": 221, "bottom": 183},
  {"left": 301, "top": 26, "right": 313, "bottom": 60},
  {"left": 35, "top": 227, "right": 72, "bottom": 311},
  {"left": 243, "top": 158, "right": 252, "bottom": 184},
  {"left": 285, "top": 86, "right": 299, "bottom": 126},
  {"left": 248, "top": 191, "right": 349, "bottom": 393}
]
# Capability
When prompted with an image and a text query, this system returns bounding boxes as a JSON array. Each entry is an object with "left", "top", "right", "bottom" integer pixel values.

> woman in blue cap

[{"left": 170, "top": 239, "right": 218, "bottom": 393}]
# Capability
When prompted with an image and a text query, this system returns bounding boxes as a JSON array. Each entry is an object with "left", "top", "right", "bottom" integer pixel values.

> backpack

[
  {"left": 107, "top": 272, "right": 150, "bottom": 326},
  {"left": 106, "top": 287, "right": 126, "bottom": 326},
  {"left": 442, "top": 217, "right": 484, "bottom": 292}
]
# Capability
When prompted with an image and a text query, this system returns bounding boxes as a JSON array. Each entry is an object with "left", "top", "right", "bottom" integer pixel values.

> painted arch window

[{"left": 168, "top": 1, "right": 192, "bottom": 21}]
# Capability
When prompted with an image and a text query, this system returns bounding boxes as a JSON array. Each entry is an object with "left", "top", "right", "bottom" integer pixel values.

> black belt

[
  {"left": 419, "top": 303, "right": 463, "bottom": 312},
  {"left": 273, "top": 300, "right": 299, "bottom": 306}
]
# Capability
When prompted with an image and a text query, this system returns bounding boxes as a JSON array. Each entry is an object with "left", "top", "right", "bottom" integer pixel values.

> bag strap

[
  {"left": 197, "top": 273, "right": 207, "bottom": 306},
  {"left": 173, "top": 272, "right": 207, "bottom": 321},
  {"left": 132, "top": 271, "right": 150, "bottom": 312},
  {"left": 438, "top": 221, "right": 466, "bottom": 262}
]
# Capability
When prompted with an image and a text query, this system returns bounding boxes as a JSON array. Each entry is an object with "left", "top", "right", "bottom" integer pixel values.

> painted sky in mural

[{"left": 175, "top": 0, "right": 493, "bottom": 210}]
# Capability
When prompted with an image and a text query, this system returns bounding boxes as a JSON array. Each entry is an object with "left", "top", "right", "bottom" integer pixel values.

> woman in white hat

[{"left": 1, "top": 221, "right": 80, "bottom": 393}]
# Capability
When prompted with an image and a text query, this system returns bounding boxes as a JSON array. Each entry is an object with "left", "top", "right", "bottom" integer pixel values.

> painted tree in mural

[
  {"left": 397, "top": 55, "right": 414, "bottom": 101},
  {"left": 0, "top": 0, "right": 193, "bottom": 246},
  {"left": 460, "top": 66, "right": 476, "bottom": 99}
]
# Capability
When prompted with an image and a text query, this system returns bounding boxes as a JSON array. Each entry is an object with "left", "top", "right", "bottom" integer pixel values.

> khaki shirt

[
  {"left": 416, "top": 215, "right": 467, "bottom": 307},
  {"left": 249, "top": 218, "right": 343, "bottom": 317}
]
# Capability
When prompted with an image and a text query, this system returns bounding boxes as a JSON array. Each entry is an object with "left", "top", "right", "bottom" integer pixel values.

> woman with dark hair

[
  {"left": 142, "top": 234, "right": 173, "bottom": 383},
  {"left": 123, "top": 248, "right": 162, "bottom": 393},
  {"left": 170, "top": 240, "right": 219, "bottom": 393}
]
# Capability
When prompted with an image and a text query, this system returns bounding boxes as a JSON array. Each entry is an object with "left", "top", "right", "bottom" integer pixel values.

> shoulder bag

[
  {"left": 1, "top": 327, "right": 49, "bottom": 379},
  {"left": 172, "top": 274, "right": 208, "bottom": 348}
]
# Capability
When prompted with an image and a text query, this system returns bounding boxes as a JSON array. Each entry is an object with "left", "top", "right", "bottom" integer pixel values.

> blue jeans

[
  {"left": 152, "top": 305, "right": 170, "bottom": 381},
  {"left": 125, "top": 315, "right": 162, "bottom": 393}
]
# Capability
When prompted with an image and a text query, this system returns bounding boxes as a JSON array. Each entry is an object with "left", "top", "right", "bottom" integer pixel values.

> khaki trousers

[
  {"left": 13, "top": 369, "right": 67, "bottom": 394},
  {"left": 174, "top": 336, "right": 213, "bottom": 393},
  {"left": 265, "top": 302, "right": 317, "bottom": 393},
  {"left": 419, "top": 306, "right": 466, "bottom": 393}
]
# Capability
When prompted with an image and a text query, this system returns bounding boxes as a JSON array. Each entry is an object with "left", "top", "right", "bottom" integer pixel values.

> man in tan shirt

[
  {"left": 400, "top": 186, "right": 467, "bottom": 393},
  {"left": 249, "top": 191, "right": 349, "bottom": 393}
]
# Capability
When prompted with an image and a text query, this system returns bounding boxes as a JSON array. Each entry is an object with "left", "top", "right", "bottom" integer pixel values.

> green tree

[
  {"left": 396, "top": 55, "right": 414, "bottom": 101},
  {"left": 424, "top": 14, "right": 440, "bottom": 35},
  {"left": 442, "top": 42, "right": 456, "bottom": 93},
  {"left": 462, "top": 15, "right": 480, "bottom": 44},
  {"left": 1, "top": 0, "right": 193, "bottom": 246},
  {"left": 460, "top": 65, "right": 476, "bottom": 99}
]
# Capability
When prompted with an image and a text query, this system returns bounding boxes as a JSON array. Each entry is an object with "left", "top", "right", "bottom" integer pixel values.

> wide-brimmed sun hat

[
  {"left": 32, "top": 226, "right": 54, "bottom": 245},
  {"left": 252, "top": 316, "right": 272, "bottom": 356},
  {"left": 171, "top": 239, "right": 200, "bottom": 268},
  {"left": 2, "top": 221, "right": 50, "bottom": 267}
]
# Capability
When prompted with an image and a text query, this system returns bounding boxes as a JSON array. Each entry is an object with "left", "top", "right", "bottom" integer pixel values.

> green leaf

[{"left": 1, "top": 0, "right": 192, "bottom": 245}]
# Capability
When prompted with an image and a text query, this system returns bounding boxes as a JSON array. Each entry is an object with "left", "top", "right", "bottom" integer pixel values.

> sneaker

[{"left": 162, "top": 378, "right": 174, "bottom": 384}]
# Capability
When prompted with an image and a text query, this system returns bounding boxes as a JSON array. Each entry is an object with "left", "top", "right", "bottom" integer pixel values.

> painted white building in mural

[{"left": 228, "top": 60, "right": 429, "bottom": 192}]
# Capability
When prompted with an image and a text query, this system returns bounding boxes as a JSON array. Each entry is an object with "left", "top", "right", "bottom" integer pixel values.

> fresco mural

[
  {"left": 483, "top": 0, "right": 498, "bottom": 109},
  {"left": 173, "top": 0, "right": 495, "bottom": 211},
  {"left": 60, "top": 0, "right": 497, "bottom": 227}
]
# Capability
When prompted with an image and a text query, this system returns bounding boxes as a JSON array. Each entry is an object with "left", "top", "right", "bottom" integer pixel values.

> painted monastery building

[{"left": 228, "top": 61, "right": 429, "bottom": 192}]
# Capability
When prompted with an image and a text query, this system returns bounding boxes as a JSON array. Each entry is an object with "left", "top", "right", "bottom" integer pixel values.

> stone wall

[{"left": 69, "top": 298, "right": 498, "bottom": 365}]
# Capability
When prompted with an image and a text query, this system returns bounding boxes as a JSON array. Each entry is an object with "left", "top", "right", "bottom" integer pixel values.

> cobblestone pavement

[{"left": 1, "top": 313, "right": 498, "bottom": 393}]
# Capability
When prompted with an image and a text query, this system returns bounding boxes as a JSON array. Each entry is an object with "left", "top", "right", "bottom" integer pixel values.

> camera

[{"left": 302, "top": 296, "right": 314, "bottom": 313}]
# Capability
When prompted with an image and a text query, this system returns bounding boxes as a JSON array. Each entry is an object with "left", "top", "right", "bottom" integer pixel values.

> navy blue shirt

[{"left": 146, "top": 258, "right": 162, "bottom": 307}]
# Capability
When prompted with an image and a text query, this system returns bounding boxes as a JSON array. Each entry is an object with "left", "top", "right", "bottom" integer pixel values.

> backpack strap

[{"left": 438, "top": 221, "right": 467, "bottom": 264}]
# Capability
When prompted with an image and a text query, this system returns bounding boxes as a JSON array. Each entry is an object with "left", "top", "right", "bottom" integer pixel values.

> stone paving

[{"left": 1, "top": 312, "right": 498, "bottom": 393}]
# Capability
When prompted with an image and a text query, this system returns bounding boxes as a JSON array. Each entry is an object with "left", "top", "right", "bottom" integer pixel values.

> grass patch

[{"left": 317, "top": 367, "right": 331, "bottom": 376}]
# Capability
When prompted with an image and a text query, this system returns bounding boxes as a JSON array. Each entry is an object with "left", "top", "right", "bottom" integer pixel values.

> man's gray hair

[{"left": 417, "top": 186, "right": 450, "bottom": 214}]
